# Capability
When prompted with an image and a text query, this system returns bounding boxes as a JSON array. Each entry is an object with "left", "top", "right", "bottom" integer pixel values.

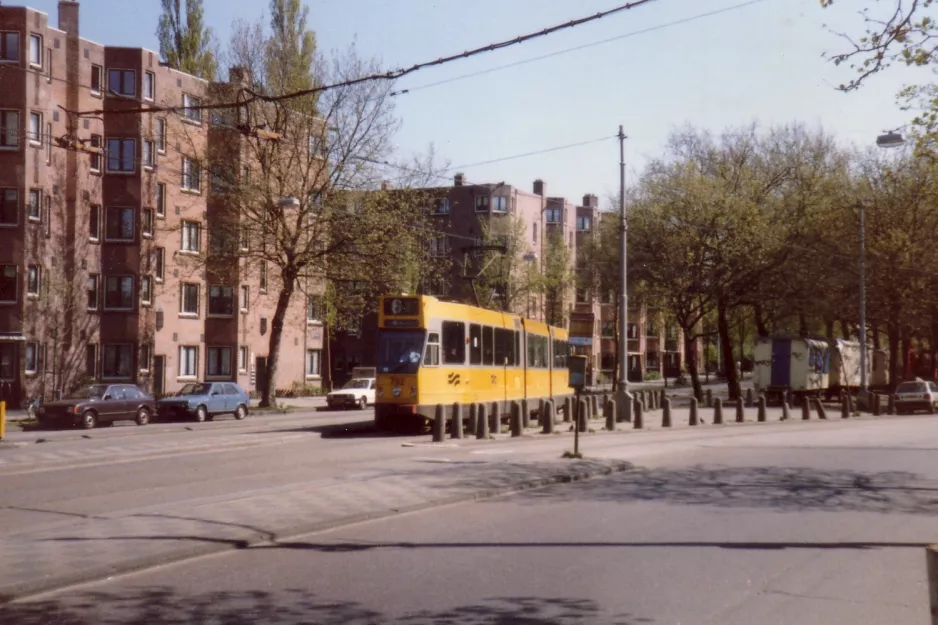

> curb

[{"left": 0, "top": 459, "right": 631, "bottom": 603}]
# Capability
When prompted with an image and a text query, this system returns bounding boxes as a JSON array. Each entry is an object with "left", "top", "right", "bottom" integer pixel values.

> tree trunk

[
  {"left": 753, "top": 303, "right": 768, "bottom": 337},
  {"left": 825, "top": 317, "right": 835, "bottom": 343},
  {"left": 871, "top": 322, "right": 881, "bottom": 350},
  {"left": 839, "top": 319, "right": 851, "bottom": 340},
  {"left": 260, "top": 268, "right": 298, "bottom": 408},
  {"left": 798, "top": 312, "right": 808, "bottom": 337},
  {"left": 717, "top": 298, "right": 740, "bottom": 400},
  {"left": 684, "top": 330, "right": 702, "bottom": 401},
  {"left": 931, "top": 306, "right": 938, "bottom": 381},
  {"left": 322, "top": 320, "right": 333, "bottom": 393},
  {"left": 887, "top": 320, "right": 900, "bottom": 392}
]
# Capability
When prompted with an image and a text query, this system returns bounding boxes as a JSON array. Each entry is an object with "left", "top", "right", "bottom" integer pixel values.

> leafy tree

[
  {"left": 156, "top": 0, "right": 218, "bottom": 79},
  {"left": 266, "top": 0, "right": 317, "bottom": 96},
  {"left": 471, "top": 214, "right": 537, "bottom": 314},
  {"left": 538, "top": 230, "right": 575, "bottom": 327}
]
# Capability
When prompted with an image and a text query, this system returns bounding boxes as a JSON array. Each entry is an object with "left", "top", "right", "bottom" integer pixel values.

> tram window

[
  {"left": 482, "top": 326, "right": 494, "bottom": 365},
  {"left": 553, "top": 339, "right": 567, "bottom": 368},
  {"left": 425, "top": 332, "right": 440, "bottom": 366},
  {"left": 495, "top": 328, "right": 514, "bottom": 366},
  {"left": 442, "top": 322, "right": 465, "bottom": 364},
  {"left": 469, "top": 324, "right": 482, "bottom": 365},
  {"left": 528, "top": 334, "right": 547, "bottom": 368}
]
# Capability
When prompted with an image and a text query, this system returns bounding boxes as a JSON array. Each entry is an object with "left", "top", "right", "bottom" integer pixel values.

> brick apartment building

[{"left": 0, "top": 1, "right": 319, "bottom": 407}]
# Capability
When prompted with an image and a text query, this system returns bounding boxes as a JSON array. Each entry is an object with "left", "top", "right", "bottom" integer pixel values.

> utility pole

[{"left": 616, "top": 125, "right": 633, "bottom": 422}]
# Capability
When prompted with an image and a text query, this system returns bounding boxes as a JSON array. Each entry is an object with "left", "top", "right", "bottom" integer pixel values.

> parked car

[
  {"left": 156, "top": 382, "right": 250, "bottom": 423},
  {"left": 894, "top": 379, "right": 938, "bottom": 415},
  {"left": 37, "top": 383, "right": 155, "bottom": 429},
  {"left": 326, "top": 377, "right": 376, "bottom": 410}
]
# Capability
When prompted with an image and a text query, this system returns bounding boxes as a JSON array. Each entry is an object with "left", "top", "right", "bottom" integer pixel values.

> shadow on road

[
  {"left": 0, "top": 589, "right": 654, "bottom": 624},
  {"left": 259, "top": 420, "right": 425, "bottom": 439},
  {"left": 508, "top": 464, "right": 938, "bottom": 515}
]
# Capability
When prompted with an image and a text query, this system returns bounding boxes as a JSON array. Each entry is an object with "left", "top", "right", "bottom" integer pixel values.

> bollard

[
  {"left": 785, "top": 389, "right": 793, "bottom": 408},
  {"left": 846, "top": 393, "right": 853, "bottom": 416},
  {"left": 476, "top": 404, "right": 489, "bottom": 439},
  {"left": 451, "top": 403, "right": 464, "bottom": 438},
  {"left": 689, "top": 397, "right": 699, "bottom": 426},
  {"left": 468, "top": 403, "right": 478, "bottom": 435},
  {"left": 927, "top": 544, "right": 938, "bottom": 625},
  {"left": 735, "top": 396, "right": 745, "bottom": 423},
  {"left": 563, "top": 397, "right": 572, "bottom": 423},
  {"left": 705, "top": 388, "right": 713, "bottom": 408},
  {"left": 757, "top": 395, "right": 767, "bottom": 422},
  {"left": 745, "top": 388, "right": 754, "bottom": 408},
  {"left": 782, "top": 399, "right": 791, "bottom": 421},
  {"left": 713, "top": 397, "right": 723, "bottom": 425},
  {"left": 617, "top": 392, "right": 632, "bottom": 423},
  {"left": 542, "top": 400, "right": 555, "bottom": 434},
  {"left": 592, "top": 394, "right": 600, "bottom": 415},
  {"left": 662, "top": 397, "right": 672, "bottom": 428},
  {"left": 604, "top": 399, "right": 616, "bottom": 431},
  {"left": 660, "top": 389, "right": 667, "bottom": 409},
  {"left": 814, "top": 398, "right": 828, "bottom": 420},
  {"left": 633, "top": 398, "right": 644, "bottom": 429},
  {"left": 801, "top": 396, "right": 811, "bottom": 420},
  {"left": 653, "top": 391, "right": 660, "bottom": 411},
  {"left": 577, "top": 398, "right": 588, "bottom": 432},
  {"left": 841, "top": 394, "right": 850, "bottom": 419},
  {"left": 432, "top": 404, "right": 445, "bottom": 442},
  {"left": 521, "top": 399, "right": 531, "bottom": 429},
  {"left": 887, "top": 394, "right": 895, "bottom": 415},
  {"left": 873, "top": 393, "right": 882, "bottom": 416},
  {"left": 510, "top": 401, "right": 523, "bottom": 437},
  {"left": 489, "top": 402, "right": 500, "bottom": 432}
]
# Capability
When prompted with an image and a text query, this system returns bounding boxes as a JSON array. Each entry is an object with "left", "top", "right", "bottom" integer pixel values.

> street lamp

[{"left": 859, "top": 130, "right": 906, "bottom": 406}]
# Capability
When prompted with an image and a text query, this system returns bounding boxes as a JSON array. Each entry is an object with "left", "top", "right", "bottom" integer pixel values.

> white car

[
  {"left": 326, "top": 378, "right": 376, "bottom": 410},
  {"left": 894, "top": 379, "right": 938, "bottom": 415}
]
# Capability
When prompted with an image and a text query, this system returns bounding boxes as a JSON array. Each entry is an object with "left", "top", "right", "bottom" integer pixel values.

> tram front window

[{"left": 377, "top": 330, "right": 426, "bottom": 374}]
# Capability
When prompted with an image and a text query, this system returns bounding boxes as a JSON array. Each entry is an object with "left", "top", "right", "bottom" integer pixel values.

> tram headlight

[{"left": 392, "top": 387, "right": 401, "bottom": 398}]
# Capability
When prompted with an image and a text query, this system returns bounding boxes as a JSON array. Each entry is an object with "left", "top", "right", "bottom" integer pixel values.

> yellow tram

[{"left": 374, "top": 295, "right": 571, "bottom": 429}]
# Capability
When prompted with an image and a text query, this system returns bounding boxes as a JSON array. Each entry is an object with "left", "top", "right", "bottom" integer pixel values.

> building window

[
  {"left": 181, "top": 220, "right": 201, "bottom": 252},
  {"left": 306, "top": 295, "right": 322, "bottom": 322},
  {"left": 179, "top": 346, "right": 198, "bottom": 378},
  {"left": 575, "top": 288, "right": 590, "bottom": 303},
  {"left": 28, "top": 34, "right": 41, "bottom": 67},
  {"left": 139, "top": 343, "right": 151, "bottom": 372},
  {"left": 433, "top": 198, "right": 450, "bottom": 215},
  {"left": 90, "top": 64, "right": 102, "bottom": 94},
  {"left": 182, "top": 93, "right": 201, "bottom": 123},
  {"left": 26, "top": 265, "right": 40, "bottom": 296},
  {"left": 153, "top": 247, "right": 164, "bottom": 281},
  {"left": 142, "top": 140, "right": 154, "bottom": 168},
  {"left": 89, "top": 205, "right": 100, "bottom": 240},
  {"left": 0, "top": 188, "right": 16, "bottom": 225},
  {"left": 306, "top": 349, "right": 321, "bottom": 377},
  {"left": 0, "top": 265, "right": 16, "bottom": 303},
  {"left": 25, "top": 342, "right": 38, "bottom": 374},
  {"left": 0, "top": 110, "right": 19, "bottom": 148},
  {"left": 207, "top": 347, "right": 232, "bottom": 377},
  {"left": 546, "top": 208, "right": 562, "bottom": 224},
  {"left": 102, "top": 344, "right": 133, "bottom": 378},
  {"left": 104, "top": 275, "right": 134, "bottom": 310},
  {"left": 141, "top": 208, "right": 153, "bottom": 237},
  {"left": 27, "top": 189, "right": 40, "bottom": 221},
  {"left": 259, "top": 261, "right": 268, "bottom": 292},
  {"left": 492, "top": 196, "right": 508, "bottom": 213},
  {"left": 140, "top": 275, "right": 152, "bottom": 305},
  {"left": 181, "top": 157, "right": 201, "bottom": 192},
  {"left": 533, "top": 223, "right": 538, "bottom": 244},
  {"left": 107, "top": 68, "right": 135, "bottom": 96},
  {"left": 208, "top": 285, "right": 234, "bottom": 316},
  {"left": 155, "top": 182, "right": 166, "bottom": 216},
  {"left": 28, "top": 112, "right": 41, "bottom": 144},
  {"left": 429, "top": 236, "right": 450, "bottom": 257},
  {"left": 239, "top": 285, "right": 249, "bottom": 312},
  {"left": 0, "top": 32, "right": 19, "bottom": 62},
  {"left": 238, "top": 346, "right": 248, "bottom": 372},
  {"left": 85, "top": 344, "right": 97, "bottom": 378},
  {"left": 577, "top": 216, "right": 592, "bottom": 231},
  {"left": 105, "top": 207, "right": 134, "bottom": 241},
  {"left": 474, "top": 196, "right": 489, "bottom": 212},
  {"left": 156, "top": 118, "right": 166, "bottom": 152},
  {"left": 143, "top": 71, "right": 155, "bottom": 100},
  {"left": 106, "top": 138, "right": 135, "bottom": 172},
  {"left": 89, "top": 135, "right": 102, "bottom": 171},
  {"left": 86, "top": 274, "right": 99, "bottom": 310},
  {"left": 180, "top": 283, "right": 199, "bottom": 315}
]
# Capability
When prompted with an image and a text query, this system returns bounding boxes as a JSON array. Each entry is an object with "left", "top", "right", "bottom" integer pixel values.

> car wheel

[
  {"left": 234, "top": 404, "right": 247, "bottom": 420},
  {"left": 357, "top": 396, "right": 367, "bottom": 410},
  {"left": 195, "top": 405, "right": 207, "bottom": 423},
  {"left": 135, "top": 408, "right": 150, "bottom": 426},
  {"left": 81, "top": 411, "right": 97, "bottom": 430}
]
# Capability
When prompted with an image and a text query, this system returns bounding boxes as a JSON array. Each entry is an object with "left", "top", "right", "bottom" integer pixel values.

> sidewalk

[{"left": 0, "top": 457, "right": 628, "bottom": 602}]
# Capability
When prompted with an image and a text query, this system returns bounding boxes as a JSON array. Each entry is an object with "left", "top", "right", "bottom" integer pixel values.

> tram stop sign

[{"left": 568, "top": 355, "right": 588, "bottom": 391}]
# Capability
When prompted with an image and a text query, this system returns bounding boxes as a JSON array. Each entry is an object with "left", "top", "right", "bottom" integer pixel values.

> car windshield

[
  {"left": 177, "top": 383, "right": 212, "bottom": 396},
  {"left": 343, "top": 379, "right": 372, "bottom": 390},
  {"left": 897, "top": 382, "right": 927, "bottom": 393},
  {"left": 66, "top": 384, "right": 108, "bottom": 400},
  {"left": 377, "top": 330, "right": 426, "bottom": 374}
]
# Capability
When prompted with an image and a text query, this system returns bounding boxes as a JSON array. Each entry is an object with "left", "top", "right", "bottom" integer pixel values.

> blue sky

[{"left": 23, "top": 0, "right": 930, "bottom": 204}]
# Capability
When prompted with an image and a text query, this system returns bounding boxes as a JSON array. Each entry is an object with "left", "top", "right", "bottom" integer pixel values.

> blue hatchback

[{"left": 156, "top": 382, "right": 251, "bottom": 423}]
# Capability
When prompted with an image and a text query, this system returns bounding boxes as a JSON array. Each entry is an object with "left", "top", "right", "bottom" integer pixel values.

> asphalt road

[{"left": 3, "top": 411, "right": 937, "bottom": 623}]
